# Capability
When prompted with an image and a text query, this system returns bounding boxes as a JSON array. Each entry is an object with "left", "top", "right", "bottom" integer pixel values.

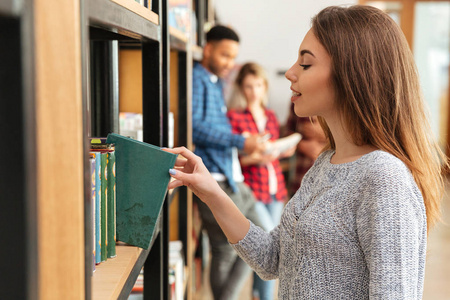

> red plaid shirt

[{"left": 227, "top": 108, "right": 288, "bottom": 204}]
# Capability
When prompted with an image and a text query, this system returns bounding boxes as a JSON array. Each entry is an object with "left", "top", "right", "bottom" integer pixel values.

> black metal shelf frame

[
  {"left": 82, "top": 0, "right": 169, "bottom": 299},
  {"left": 0, "top": 2, "right": 38, "bottom": 299}
]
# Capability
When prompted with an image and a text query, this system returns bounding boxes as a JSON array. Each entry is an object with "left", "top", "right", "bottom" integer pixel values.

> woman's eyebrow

[{"left": 300, "top": 49, "right": 315, "bottom": 58}]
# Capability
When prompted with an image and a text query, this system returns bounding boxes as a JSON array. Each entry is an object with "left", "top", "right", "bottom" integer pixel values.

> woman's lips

[{"left": 291, "top": 90, "right": 302, "bottom": 102}]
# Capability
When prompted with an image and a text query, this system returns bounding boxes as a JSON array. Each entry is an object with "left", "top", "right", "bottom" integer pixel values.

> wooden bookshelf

[
  {"left": 93, "top": 245, "right": 147, "bottom": 299},
  {"left": 88, "top": 0, "right": 159, "bottom": 41},
  {"left": 166, "top": 1, "right": 215, "bottom": 298},
  {"left": 91, "top": 232, "right": 160, "bottom": 299},
  {"left": 169, "top": 26, "right": 189, "bottom": 51},
  {"left": 34, "top": 0, "right": 85, "bottom": 299},
  {"left": 1, "top": 0, "right": 211, "bottom": 298},
  {"left": 111, "top": 0, "right": 159, "bottom": 23},
  {"left": 87, "top": 0, "right": 168, "bottom": 299}
]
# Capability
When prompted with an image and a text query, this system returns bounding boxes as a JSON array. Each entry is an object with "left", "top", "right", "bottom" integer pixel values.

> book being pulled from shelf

[{"left": 106, "top": 133, "right": 178, "bottom": 249}]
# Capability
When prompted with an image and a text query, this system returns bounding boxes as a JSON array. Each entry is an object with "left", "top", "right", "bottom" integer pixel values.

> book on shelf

[
  {"left": 107, "top": 150, "right": 116, "bottom": 258},
  {"left": 168, "top": 0, "right": 190, "bottom": 36},
  {"left": 90, "top": 141, "right": 116, "bottom": 263},
  {"left": 106, "top": 133, "right": 178, "bottom": 249},
  {"left": 93, "top": 152, "right": 102, "bottom": 264},
  {"left": 100, "top": 151, "right": 108, "bottom": 262},
  {"left": 89, "top": 154, "right": 96, "bottom": 272}
]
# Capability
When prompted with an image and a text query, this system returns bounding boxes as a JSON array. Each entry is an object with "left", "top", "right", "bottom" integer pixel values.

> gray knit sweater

[{"left": 232, "top": 150, "right": 426, "bottom": 299}]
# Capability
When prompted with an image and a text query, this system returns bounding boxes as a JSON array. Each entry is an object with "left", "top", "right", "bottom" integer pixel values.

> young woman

[
  {"left": 165, "top": 5, "right": 446, "bottom": 299},
  {"left": 227, "top": 62, "right": 293, "bottom": 300}
]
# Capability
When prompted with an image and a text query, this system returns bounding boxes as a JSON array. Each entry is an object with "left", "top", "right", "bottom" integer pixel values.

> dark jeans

[{"left": 195, "top": 181, "right": 263, "bottom": 300}]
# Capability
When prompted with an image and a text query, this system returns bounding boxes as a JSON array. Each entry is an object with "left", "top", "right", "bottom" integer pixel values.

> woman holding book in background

[
  {"left": 165, "top": 5, "right": 446, "bottom": 298},
  {"left": 227, "top": 62, "right": 295, "bottom": 300}
]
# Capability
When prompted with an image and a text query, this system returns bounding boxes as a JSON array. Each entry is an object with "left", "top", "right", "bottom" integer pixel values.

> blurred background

[{"left": 215, "top": 0, "right": 449, "bottom": 149}]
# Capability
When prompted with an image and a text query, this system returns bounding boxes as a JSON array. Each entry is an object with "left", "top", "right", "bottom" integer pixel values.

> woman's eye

[{"left": 300, "top": 64, "right": 311, "bottom": 70}]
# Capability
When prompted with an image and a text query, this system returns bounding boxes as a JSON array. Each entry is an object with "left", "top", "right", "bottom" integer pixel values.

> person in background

[
  {"left": 191, "top": 25, "right": 264, "bottom": 300},
  {"left": 165, "top": 5, "right": 447, "bottom": 299},
  {"left": 281, "top": 105, "right": 326, "bottom": 195},
  {"left": 227, "top": 62, "right": 294, "bottom": 300}
]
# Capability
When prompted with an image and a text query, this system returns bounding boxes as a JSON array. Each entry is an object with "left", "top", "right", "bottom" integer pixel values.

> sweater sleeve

[
  {"left": 356, "top": 161, "right": 426, "bottom": 299},
  {"left": 231, "top": 221, "right": 281, "bottom": 280}
]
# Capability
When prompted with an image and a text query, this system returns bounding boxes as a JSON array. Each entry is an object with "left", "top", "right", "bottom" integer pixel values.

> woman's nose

[{"left": 285, "top": 66, "right": 296, "bottom": 82}]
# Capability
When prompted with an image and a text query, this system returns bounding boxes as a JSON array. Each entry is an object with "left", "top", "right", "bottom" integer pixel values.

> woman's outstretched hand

[
  {"left": 163, "top": 147, "right": 226, "bottom": 204},
  {"left": 163, "top": 146, "right": 251, "bottom": 243}
]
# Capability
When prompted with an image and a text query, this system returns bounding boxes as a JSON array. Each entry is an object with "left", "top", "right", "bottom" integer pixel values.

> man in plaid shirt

[{"left": 192, "top": 25, "right": 263, "bottom": 300}]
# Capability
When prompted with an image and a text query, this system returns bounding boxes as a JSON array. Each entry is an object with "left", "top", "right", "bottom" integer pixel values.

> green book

[
  {"left": 100, "top": 152, "right": 108, "bottom": 262},
  {"left": 107, "top": 150, "right": 116, "bottom": 258},
  {"left": 106, "top": 133, "right": 177, "bottom": 249}
]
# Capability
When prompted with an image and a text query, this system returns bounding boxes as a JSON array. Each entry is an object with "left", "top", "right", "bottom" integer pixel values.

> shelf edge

[
  {"left": 111, "top": 0, "right": 159, "bottom": 25},
  {"left": 88, "top": 0, "right": 160, "bottom": 41}
]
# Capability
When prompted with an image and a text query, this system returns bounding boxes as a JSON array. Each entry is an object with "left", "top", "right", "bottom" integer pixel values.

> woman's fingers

[
  {"left": 163, "top": 146, "right": 199, "bottom": 161},
  {"left": 168, "top": 178, "right": 185, "bottom": 190},
  {"left": 169, "top": 168, "right": 194, "bottom": 186},
  {"left": 174, "top": 156, "right": 188, "bottom": 167},
  {"left": 167, "top": 168, "right": 191, "bottom": 189}
]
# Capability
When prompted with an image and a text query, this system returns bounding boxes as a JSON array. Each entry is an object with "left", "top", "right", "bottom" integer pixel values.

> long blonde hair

[
  {"left": 312, "top": 5, "right": 447, "bottom": 230},
  {"left": 228, "top": 62, "right": 269, "bottom": 110}
]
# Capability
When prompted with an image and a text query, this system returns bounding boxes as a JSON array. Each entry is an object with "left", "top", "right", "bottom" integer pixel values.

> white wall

[
  {"left": 413, "top": 2, "right": 450, "bottom": 147},
  {"left": 215, "top": 0, "right": 357, "bottom": 124}
]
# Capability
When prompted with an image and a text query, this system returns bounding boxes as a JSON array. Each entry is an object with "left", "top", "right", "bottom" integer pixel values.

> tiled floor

[{"left": 198, "top": 178, "right": 450, "bottom": 300}]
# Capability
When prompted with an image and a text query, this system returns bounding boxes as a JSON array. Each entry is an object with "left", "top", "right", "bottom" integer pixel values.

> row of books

[
  {"left": 89, "top": 139, "right": 117, "bottom": 271},
  {"left": 87, "top": 133, "right": 178, "bottom": 275},
  {"left": 168, "top": 0, "right": 198, "bottom": 44}
]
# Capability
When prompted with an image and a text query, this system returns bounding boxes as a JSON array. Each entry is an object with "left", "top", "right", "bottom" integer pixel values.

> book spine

[
  {"left": 90, "top": 155, "right": 96, "bottom": 272},
  {"left": 101, "top": 152, "right": 108, "bottom": 262},
  {"left": 94, "top": 152, "right": 102, "bottom": 264},
  {"left": 107, "top": 150, "right": 116, "bottom": 258}
]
